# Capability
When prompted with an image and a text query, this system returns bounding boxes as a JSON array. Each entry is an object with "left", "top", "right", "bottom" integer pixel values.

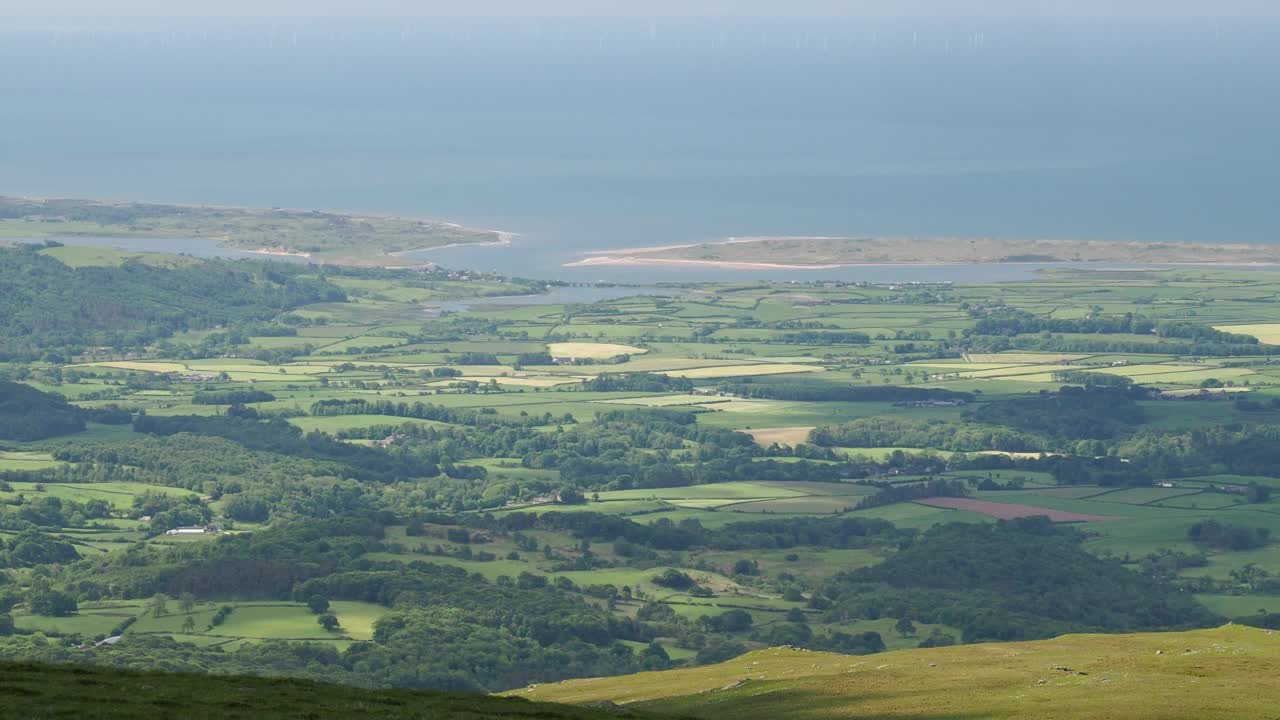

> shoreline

[
  {"left": 566, "top": 255, "right": 1280, "bottom": 272},
  {"left": 247, "top": 247, "right": 312, "bottom": 259},
  {"left": 390, "top": 231, "right": 518, "bottom": 257},
  {"left": 565, "top": 255, "right": 850, "bottom": 271},
  {"left": 2, "top": 192, "right": 500, "bottom": 234},
  {"left": 0, "top": 193, "right": 516, "bottom": 264},
  {"left": 567, "top": 235, "right": 1280, "bottom": 271}
]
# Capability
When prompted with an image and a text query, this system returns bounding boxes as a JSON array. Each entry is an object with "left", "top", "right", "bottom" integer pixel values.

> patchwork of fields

[{"left": 11, "top": 255, "right": 1280, "bottom": 692}]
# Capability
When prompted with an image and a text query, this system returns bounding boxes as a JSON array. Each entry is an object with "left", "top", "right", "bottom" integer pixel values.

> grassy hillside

[
  {"left": 0, "top": 660, "right": 644, "bottom": 720},
  {"left": 512, "top": 625, "right": 1280, "bottom": 719}
]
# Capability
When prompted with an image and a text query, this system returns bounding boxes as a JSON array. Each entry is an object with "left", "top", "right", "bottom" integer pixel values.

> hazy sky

[{"left": 4, "top": 0, "right": 1278, "bottom": 19}]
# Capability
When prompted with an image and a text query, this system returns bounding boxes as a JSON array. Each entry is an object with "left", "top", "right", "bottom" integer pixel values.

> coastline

[
  {"left": 0, "top": 194, "right": 516, "bottom": 265},
  {"left": 390, "top": 231, "right": 518, "bottom": 257},
  {"left": 565, "top": 255, "right": 850, "bottom": 271},
  {"left": 566, "top": 235, "right": 1280, "bottom": 271},
  {"left": 248, "top": 248, "right": 312, "bottom": 259}
]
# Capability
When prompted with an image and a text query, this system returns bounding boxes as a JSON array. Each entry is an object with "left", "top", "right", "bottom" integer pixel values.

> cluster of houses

[
  {"left": 893, "top": 399, "right": 967, "bottom": 409},
  {"left": 378, "top": 433, "right": 408, "bottom": 448},
  {"left": 163, "top": 372, "right": 217, "bottom": 383},
  {"left": 163, "top": 525, "right": 223, "bottom": 536}
]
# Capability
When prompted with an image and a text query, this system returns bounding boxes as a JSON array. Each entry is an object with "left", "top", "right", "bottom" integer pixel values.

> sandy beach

[
  {"left": 249, "top": 247, "right": 312, "bottom": 259},
  {"left": 565, "top": 254, "right": 848, "bottom": 271},
  {"left": 565, "top": 234, "right": 1280, "bottom": 271},
  {"left": 394, "top": 231, "right": 517, "bottom": 256}
]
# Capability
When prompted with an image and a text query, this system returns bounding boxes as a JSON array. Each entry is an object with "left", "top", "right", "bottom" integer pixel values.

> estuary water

[{"left": 1, "top": 17, "right": 1277, "bottom": 283}]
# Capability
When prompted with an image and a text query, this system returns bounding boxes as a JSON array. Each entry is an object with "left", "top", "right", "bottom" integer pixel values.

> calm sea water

[{"left": 1, "top": 18, "right": 1277, "bottom": 282}]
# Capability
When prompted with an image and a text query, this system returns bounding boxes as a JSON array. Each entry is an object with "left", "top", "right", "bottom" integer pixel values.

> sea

[{"left": 1, "top": 16, "right": 1278, "bottom": 284}]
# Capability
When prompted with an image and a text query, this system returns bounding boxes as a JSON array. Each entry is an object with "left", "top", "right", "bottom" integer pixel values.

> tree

[
  {"left": 640, "top": 642, "right": 671, "bottom": 669},
  {"left": 318, "top": 614, "right": 340, "bottom": 632},
  {"left": 28, "top": 577, "right": 77, "bottom": 617},
  {"left": 895, "top": 617, "right": 917, "bottom": 638},
  {"left": 179, "top": 592, "right": 196, "bottom": 615},
  {"left": 651, "top": 569, "right": 697, "bottom": 590},
  {"left": 307, "top": 595, "right": 331, "bottom": 615},
  {"left": 918, "top": 630, "right": 957, "bottom": 648},
  {"left": 181, "top": 615, "right": 196, "bottom": 634},
  {"left": 151, "top": 593, "right": 170, "bottom": 617},
  {"left": 1247, "top": 482, "right": 1273, "bottom": 504}
]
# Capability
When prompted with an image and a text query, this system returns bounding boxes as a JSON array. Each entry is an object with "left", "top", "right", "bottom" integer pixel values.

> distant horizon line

[{"left": 3, "top": 13, "right": 1278, "bottom": 21}]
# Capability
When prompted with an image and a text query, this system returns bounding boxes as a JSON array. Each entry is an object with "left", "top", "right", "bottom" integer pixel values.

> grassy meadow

[{"left": 514, "top": 625, "right": 1280, "bottom": 720}]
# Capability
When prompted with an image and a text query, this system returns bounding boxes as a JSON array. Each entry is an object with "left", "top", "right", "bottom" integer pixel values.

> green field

[{"left": 16, "top": 600, "right": 391, "bottom": 645}]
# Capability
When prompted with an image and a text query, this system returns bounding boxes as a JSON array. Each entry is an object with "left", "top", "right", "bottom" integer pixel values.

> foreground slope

[
  {"left": 0, "top": 661, "right": 644, "bottom": 720},
  {"left": 512, "top": 625, "right": 1280, "bottom": 719}
]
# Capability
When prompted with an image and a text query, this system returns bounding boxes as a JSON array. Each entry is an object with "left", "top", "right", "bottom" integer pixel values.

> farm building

[{"left": 164, "top": 525, "right": 223, "bottom": 536}]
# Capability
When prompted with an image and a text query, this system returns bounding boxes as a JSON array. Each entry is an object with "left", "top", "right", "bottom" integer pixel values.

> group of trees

[
  {"left": 811, "top": 417, "right": 1042, "bottom": 453},
  {"left": 0, "top": 245, "right": 344, "bottom": 361},
  {"left": 968, "top": 308, "right": 1258, "bottom": 347},
  {"left": 0, "top": 381, "right": 86, "bottom": 441},
  {"left": 1187, "top": 520, "right": 1271, "bottom": 551},
  {"left": 0, "top": 530, "right": 80, "bottom": 568},
  {"left": 966, "top": 386, "right": 1148, "bottom": 442},
  {"left": 819, "top": 518, "right": 1221, "bottom": 642}
]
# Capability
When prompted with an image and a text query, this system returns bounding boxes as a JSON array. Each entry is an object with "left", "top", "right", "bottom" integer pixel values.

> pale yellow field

[
  {"left": 1214, "top": 323, "right": 1280, "bottom": 345},
  {"left": 663, "top": 363, "right": 824, "bottom": 379},
  {"left": 1160, "top": 387, "right": 1252, "bottom": 397},
  {"left": 598, "top": 394, "right": 724, "bottom": 407},
  {"left": 454, "top": 365, "right": 519, "bottom": 377},
  {"left": 957, "top": 364, "right": 1079, "bottom": 379},
  {"left": 548, "top": 342, "right": 649, "bottom": 360},
  {"left": 997, "top": 365, "right": 1255, "bottom": 385},
  {"left": 964, "top": 353, "right": 1091, "bottom": 363},
  {"left": 1083, "top": 364, "right": 1209, "bottom": 377},
  {"left": 996, "top": 372, "right": 1062, "bottom": 383},
  {"left": 909, "top": 362, "right": 1033, "bottom": 371},
  {"left": 78, "top": 361, "right": 190, "bottom": 373},
  {"left": 747, "top": 427, "right": 816, "bottom": 446},
  {"left": 667, "top": 498, "right": 755, "bottom": 509},
  {"left": 220, "top": 372, "right": 324, "bottom": 382},
  {"left": 490, "top": 376, "right": 585, "bottom": 388},
  {"left": 696, "top": 399, "right": 801, "bottom": 413},
  {"left": 291, "top": 360, "right": 429, "bottom": 369},
  {"left": 603, "top": 357, "right": 742, "bottom": 373},
  {"left": 1135, "top": 368, "right": 1254, "bottom": 384},
  {"left": 186, "top": 363, "right": 333, "bottom": 375}
]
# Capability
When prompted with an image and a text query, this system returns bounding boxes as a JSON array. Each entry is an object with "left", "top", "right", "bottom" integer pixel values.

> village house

[{"left": 164, "top": 525, "right": 223, "bottom": 536}]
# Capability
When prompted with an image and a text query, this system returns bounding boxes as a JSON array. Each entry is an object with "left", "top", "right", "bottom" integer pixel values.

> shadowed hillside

[{"left": 0, "top": 660, "right": 650, "bottom": 720}]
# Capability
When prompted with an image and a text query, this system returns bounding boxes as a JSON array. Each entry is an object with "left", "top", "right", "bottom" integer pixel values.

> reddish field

[{"left": 915, "top": 497, "right": 1122, "bottom": 523}]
